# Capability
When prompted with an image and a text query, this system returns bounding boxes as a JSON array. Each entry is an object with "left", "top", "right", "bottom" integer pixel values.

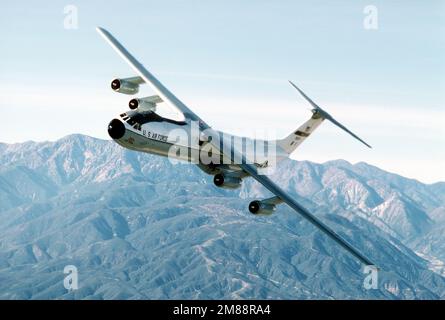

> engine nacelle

[
  {"left": 111, "top": 76, "right": 144, "bottom": 95},
  {"left": 248, "top": 200, "right": 276, "bottom": 216},
  {"left": 129, "top": 95, "right": 163, "bottom": 111},
  {"left": 213, "top": 173, "right": 242, "bottom": 189}
]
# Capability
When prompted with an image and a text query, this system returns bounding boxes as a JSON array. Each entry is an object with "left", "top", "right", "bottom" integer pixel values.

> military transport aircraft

[{"left": 97, "top": 27, "right": 375, "bottom": 267}]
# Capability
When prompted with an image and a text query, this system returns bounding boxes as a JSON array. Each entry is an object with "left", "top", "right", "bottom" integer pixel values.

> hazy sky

[{"left": 1, "top": 1, "right": 444, "bottom": 183}]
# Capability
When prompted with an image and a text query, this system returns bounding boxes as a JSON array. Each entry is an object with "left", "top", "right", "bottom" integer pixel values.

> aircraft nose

[{"left": 108, "top": 119, "right": 126, "bottom": 139}]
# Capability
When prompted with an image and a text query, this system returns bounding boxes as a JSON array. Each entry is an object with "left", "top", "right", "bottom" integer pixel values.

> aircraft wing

[
  {"left": 239, "top": 161, "right": 375, "bottom": 266},
  {"left": 96, "top": 27, "right": 208, "bottom": 125},
  {"left": 210, "top": 131, "right": 374, "bottom": 266},
  {"left": 97, "top": 27, "right": 374, "bottom": 266}
]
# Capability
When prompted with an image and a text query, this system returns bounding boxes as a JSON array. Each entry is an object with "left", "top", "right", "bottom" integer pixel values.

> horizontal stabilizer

[{"left": 288, "top": 81, "right": 372, "bottom": 148}]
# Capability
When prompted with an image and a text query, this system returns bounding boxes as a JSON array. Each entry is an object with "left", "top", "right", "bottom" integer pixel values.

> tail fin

[
  {"left": 277, "top": 113, "right": 325, "bottom": 154},
  {"left": 288, "top": 81, "right": 372, "bottom": 148},
  {"left": 277, "top": 81, "right": 372, "bottom": 155}
]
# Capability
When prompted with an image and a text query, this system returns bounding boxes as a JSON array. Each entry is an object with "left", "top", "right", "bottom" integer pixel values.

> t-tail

[{"left": 277, "top": 81, "right": 372, "bottom": 155}]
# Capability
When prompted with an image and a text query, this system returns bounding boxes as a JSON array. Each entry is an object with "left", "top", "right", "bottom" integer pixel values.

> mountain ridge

[{"left": 0, "top": 134, "right": 444, "bottom": 299}]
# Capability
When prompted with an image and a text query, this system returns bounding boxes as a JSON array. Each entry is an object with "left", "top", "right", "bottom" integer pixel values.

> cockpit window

[{"left": 125, "top": 111, "right": 186, "bottom": 127}]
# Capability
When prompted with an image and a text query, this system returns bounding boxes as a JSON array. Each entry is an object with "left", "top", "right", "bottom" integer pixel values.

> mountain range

[{"left": 0, "top": 134, "right": 444, "bottom": 299}]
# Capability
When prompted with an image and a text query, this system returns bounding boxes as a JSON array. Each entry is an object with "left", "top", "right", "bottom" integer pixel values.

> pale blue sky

[{"left": 0, "top": 1, "right": 444, "bottom": 183}]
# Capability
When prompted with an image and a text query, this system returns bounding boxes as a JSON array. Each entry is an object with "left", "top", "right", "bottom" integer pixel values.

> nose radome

[{"left": 108, "top": 119, "right": 125, "bottom": 139}]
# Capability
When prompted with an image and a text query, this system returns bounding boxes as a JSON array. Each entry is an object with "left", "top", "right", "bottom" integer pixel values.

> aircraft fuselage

[{"left": 107, "top": 111, "right": 285, "bottom": 169}]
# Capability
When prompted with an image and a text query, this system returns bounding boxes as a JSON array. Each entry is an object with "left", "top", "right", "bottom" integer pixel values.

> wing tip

[
  {"left": 353, "top": 136, "right": 372, "bottom": 149},
  {"left": 359, "top": 139, "right": 372, "bottom": 149},
  {"left": 288, "top": 80, "right": 298, "bottom": 90},
  {"left": 95, "top": 26, "right": 111, "bottom": 38},
  {"left": 361, "top": 139, "right": 372, "bottom": 149}
]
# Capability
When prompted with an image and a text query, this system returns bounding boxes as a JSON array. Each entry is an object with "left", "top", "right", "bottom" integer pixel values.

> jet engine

[
  {"left": 248, "top": 200, "right": 276, "bottom": 215},
  {"left": 129, "top": 95, "right": 163, "bottom": 111},
  {"left": 111, "top": 76, "right": 144, "bottom": 94},
  {"left": 248, "top": 196, "right": 283, "bottom": 216},
  {"left": 213, "top": 173, "right": 242, "bottom": 189}
]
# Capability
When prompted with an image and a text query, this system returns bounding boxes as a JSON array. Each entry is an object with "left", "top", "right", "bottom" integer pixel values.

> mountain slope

[{"left": 0, "top": 134, "right": 444, "bottom": 299}]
